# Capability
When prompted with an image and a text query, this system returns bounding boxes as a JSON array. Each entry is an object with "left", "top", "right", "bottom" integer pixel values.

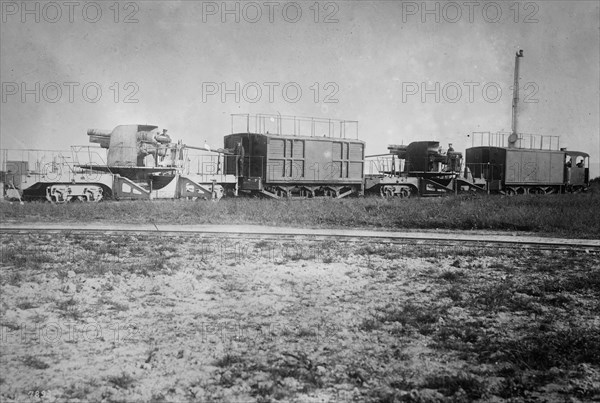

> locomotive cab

[{"left": 565, "top": 151, "right": 589, "bottom": 191}]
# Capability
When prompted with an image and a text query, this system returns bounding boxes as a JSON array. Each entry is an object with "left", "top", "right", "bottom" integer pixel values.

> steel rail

[{"left": 1, "top": 224, "right": 598, "bottom": 252}]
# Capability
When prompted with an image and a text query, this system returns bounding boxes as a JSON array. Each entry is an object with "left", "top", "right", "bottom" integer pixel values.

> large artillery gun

[
  {"left": 364, "top": 141, "right": 473, "bottom": 198},
  {"left": 74, "top": 124, "right": 238, "bottom": 202},
  {"left": 2, "top": 124, "right": 237, "bottom": 203}
]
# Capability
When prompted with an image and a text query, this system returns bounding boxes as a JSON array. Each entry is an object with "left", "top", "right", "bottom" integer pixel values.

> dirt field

[{"left": 1, "top": 232, "right": 599, "bottom": 402}]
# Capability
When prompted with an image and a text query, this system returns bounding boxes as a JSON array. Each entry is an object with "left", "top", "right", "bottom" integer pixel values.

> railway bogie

[{"left": 45, "top": 184, "right": 104, "bottom": 203}]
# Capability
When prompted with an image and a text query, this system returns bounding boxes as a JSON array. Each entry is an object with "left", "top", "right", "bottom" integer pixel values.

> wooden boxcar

[{"left": 224, "top": 132, "right": 365, "bottom": 198}]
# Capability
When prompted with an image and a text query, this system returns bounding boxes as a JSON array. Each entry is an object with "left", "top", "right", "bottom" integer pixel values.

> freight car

[
  {"left": 223, "top": 114, "right": 365, "bottom": 198},
  {"left": 464, "top": 132, "right": 590, "bottom": 195}
]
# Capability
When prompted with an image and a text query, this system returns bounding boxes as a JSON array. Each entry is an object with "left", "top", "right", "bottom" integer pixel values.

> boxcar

[
  {"left": 465, "top": 146, "right": 590, "bottom": 194},
  {"left": 224, "top": 132, "right": 365, "bottom": 198}
]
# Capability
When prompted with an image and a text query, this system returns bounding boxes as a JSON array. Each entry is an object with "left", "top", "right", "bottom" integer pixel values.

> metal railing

[
  {"left": 0, "top": 146, "right": 239, "bottom": 185},
  {"left": 1, "top": 148, "right": 95, "bottom": 187},
  {"left": 366, "top": 156, "right": 403, "bottom": 175},
  {"left": 231, "top": 114, "right": 359, "bottom": 139},
  {"left": 470, "top": 131, "right": 560, "bottom": 151}
]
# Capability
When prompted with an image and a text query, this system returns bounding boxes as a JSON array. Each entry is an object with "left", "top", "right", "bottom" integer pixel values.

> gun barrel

[
  {"left": 184, "top": 144, "right": 232, "bottom": 153},
  {"left": 87, "top": 129, "right": 112, "bottom": 148},
  {"left": 87, "top": 129, "right": 112, "bottom": 137}
]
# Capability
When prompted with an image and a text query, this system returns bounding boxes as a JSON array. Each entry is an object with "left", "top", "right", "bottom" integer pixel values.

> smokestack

[{"left": 511, "top": 50, "right": 524, "bottom": 137}]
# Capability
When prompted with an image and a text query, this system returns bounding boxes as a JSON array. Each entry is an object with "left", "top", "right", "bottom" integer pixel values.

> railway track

[{"left": 1, "top": 223, "right": 598, "bottom": 252}]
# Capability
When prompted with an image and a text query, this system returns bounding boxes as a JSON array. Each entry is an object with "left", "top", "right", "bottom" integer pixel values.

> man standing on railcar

[{"left": 234, "top": 140, "right": 245, "bottom": 177}]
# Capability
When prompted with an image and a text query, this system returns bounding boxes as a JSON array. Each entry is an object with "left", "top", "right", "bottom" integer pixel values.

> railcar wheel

[
  {"left": 301, "top": 188, "right": 316, "bottom": 198},
  {"left": 529, "top": 187, "right": 544, "bottom": 195},
  {"left": 55, "top": 193, "right": 68, "bottom": 203},
  {"left": 399, "top": 188, "right": 410, "bottom": 198},
  {"left": 275, "top": 188, "right": 289, "bottom": 198},
  {"left": 211, "top": 187, "right": 224, "bottom": 201}
]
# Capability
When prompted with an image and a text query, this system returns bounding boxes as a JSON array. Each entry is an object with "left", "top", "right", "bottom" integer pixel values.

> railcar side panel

[
  {"left": 505, "top": 149, "right": 564, "bottom": 185},
  {"left": 223, "top": 133, "right": 365, "bottom": 187},
  {"left": 266, "top": 137, "right": 306, "bottom": 181},
  {"left": 465, "top": 147, "right": 505, "bottom": 181}
]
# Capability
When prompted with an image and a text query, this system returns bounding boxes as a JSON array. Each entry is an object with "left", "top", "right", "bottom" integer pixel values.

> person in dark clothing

[{"left": 234, "top": 141, "right": 245, "bottom": 177}]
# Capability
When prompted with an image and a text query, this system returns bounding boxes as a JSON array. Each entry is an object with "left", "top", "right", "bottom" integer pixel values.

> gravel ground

[{"left": 1, "top": 232, "right": 599, "bottom": 402}]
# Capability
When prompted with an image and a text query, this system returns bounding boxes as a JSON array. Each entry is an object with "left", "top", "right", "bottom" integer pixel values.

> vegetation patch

[
  {"left": 106, "top": 372, "right": 136, "bottom": 390},
  {"left": 2, "top": 191, "right": 600, "bottom": 237}
]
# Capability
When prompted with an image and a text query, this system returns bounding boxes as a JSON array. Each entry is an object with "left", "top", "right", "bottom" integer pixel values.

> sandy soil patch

[{"left": 1, "top": 233, "right": 599, "bottom": 402}]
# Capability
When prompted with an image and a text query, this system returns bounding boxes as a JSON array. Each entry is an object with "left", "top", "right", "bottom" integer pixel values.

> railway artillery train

[
  {"left": 0, "top": 113, "right": 590, "bottom": 203},
  {"left": 0, "top": 51, "right": 591, "bottom": 202}
]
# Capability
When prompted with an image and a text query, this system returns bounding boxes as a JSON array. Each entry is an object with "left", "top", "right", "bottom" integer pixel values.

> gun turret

[
  {"left": 87, "top": 124, "right": 172, "bottom": 166},
  {"left": 387, "top": 141, "right": 463, "bottom": 173},
  {"left": 87, "top": 124, "right": 231, "bottom": 169}
]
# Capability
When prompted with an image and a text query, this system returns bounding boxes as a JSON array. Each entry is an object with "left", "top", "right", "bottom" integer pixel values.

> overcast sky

[{"left": 1, "top": 0, "right": 599, "bottom": 176}]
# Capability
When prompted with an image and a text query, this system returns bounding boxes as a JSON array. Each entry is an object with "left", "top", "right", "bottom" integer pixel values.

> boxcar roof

[
  {"left": 467, "top": 145, "right": 568, "bottom": 154},
  {"left": 226, "top": 132, "right": 365, "bottom": 144}
]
